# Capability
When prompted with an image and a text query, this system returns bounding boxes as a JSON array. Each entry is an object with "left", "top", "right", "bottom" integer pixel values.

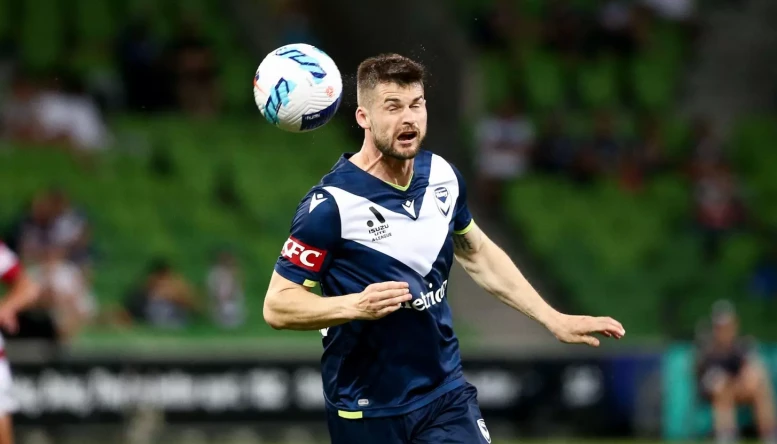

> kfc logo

[{"left": 282, "top": 236, "right": 327, "bottom": 272}]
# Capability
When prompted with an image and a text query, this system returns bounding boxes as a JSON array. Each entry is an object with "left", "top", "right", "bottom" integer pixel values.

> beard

[{"left": 372, "top": 127, "right": 425, "bottom": 160}]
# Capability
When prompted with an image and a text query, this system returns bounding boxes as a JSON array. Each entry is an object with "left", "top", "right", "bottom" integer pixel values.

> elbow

[{"left": 262, "top": 295, "right": 288, "bottom": 330}]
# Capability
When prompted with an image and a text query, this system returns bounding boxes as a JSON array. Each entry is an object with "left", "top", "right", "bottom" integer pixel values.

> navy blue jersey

[{"left": 274, "top": 150, "right": 474, "bottom": 418}]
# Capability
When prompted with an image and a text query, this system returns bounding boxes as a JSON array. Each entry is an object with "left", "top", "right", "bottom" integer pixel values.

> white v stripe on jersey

[
  {"left": 309, "top": 193, "right": 328, "bottom": 213},
  {"left": 323, "top": 154, "right": 460, "bottom": 277},
  {"left": 402, "top": 200, "right": 416, "bottom": 218}
]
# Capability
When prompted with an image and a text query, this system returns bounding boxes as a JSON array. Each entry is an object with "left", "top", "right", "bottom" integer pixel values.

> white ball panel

[{"left": 253, "top": 43, "right": 343, "bottom": 132}]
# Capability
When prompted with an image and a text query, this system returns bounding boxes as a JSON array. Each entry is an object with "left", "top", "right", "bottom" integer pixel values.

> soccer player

[
  {"left": 696, "top": 302, "right": 776, "bottom": 444},
  {"left": 0, "top": 242, "right": 40, "bottom": 444},
  {"left": 264, "top": 54, "right": 626, "bottom": 443}
]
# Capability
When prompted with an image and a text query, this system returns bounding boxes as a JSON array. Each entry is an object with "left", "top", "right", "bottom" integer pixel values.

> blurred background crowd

[{"left": 0, "top": 0, "right": 776, "bottom": 443}]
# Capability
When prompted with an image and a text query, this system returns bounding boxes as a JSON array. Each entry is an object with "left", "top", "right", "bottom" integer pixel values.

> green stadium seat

[
  {"left": 575, "top": 56, "right": 620, "bottom": 109},
  {"left": 631, "top": 53, "right": 677, "bottom": 111},
  {"left": 75, "top": 0, "right": 117, "bottom": 41},
  {"left": 20, "top": 0, "right": 65, "bottom": 69},
  {"left": 521, "top": 50, "right": 566, "bottom": 111},
  {"left": 479, "top": 51, "right": 515, "bottom": 110}
]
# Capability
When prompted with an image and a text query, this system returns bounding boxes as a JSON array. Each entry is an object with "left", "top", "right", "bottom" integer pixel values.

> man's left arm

[{"left": 453, "top": 222, "right": 625, "bottom": 346}]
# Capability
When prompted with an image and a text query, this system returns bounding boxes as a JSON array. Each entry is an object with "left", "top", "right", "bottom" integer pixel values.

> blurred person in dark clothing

[
  {"left": 474, "top": 97, "right": 535, "bottom": 213},
  {"left": 542, "top": 0, "right": 594, "bottom": 60},
  {"left": 533, "top": 113, "right": 577, "bottom": 175},
  {"left": 120, "top": 258, "right": 200, "bottom": 329},
  {"left": 749, "top": 245, "right": 777, "bottom": 301},
  {"left": 688, "top": 117, "right": 727, "bottom": 177},
  {"left": 573, "top": 110, "right": 625, "bottom": 182},
  {"left": 116, "top": 16, "right": 170, "bottom": 112},
  {"left": 618, "top": 115, "right": 669, "bottom": 192},
  {"left": 695, "top": 301, "right": 777, "bottom": 444},
  {"left": 1, "top": 72, "right": 45, "bottom": 145},
  {"left": 16, "top": 188, "right": 93, "bottom": 270},
  {"left": 207, "top": 249, "right": 245, "bottom": 328},
  {"left": 169, "top": 15, "right": 220, "bottom": 118},
  {"left": 692, "top": 162, "right": 746, "bottom": 260}
]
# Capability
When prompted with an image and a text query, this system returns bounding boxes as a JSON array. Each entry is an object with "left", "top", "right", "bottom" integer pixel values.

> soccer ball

[{"left": 253, "top": 43, "right": 343, "bottom": 133}]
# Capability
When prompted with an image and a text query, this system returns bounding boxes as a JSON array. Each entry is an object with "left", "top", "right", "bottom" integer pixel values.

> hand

[
  {"left": 0, "top": 305, "right": 19, "bottom": 335},
  {"left": 350, "top": 282, "right": 412, "bottom": 321},
  {"left": 547, "top": 314, "right": 625, "bottom": 347}
]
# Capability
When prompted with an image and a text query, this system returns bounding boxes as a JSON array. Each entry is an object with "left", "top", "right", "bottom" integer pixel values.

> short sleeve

[
  {"left": 274, "top": 189, "right": 341, "bottom": 287},
  {"left": 0, "top": 242, "right": 20, "bottom": 285},
  {"left": 451, "top": 165, "right": 474, "bottom": 235}
]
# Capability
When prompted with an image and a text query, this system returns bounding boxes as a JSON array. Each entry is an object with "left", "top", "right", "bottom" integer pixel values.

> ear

[{"left": 355, "top": 106, "right": 370, "bottom": 130}]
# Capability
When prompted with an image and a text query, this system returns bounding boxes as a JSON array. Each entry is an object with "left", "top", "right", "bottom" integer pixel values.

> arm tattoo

[{"left": 453, "top": 234, "right": 474, "bottom": 252}]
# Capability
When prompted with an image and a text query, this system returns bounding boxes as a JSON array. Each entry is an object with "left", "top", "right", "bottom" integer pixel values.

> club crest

[
  {"left": 434, "top": 187, "right": 450, "bottom": 216},
  {"left": 477, "top": 419, "right": 491, "bottom": 443}
]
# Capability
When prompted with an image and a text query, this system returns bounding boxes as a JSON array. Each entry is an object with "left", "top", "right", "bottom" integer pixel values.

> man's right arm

[
  {"left": 263, "top": 189, "right": 410, "bottom": 331},
  {"left": 263, "top": 272, "right": 410, "bottom": 330}
]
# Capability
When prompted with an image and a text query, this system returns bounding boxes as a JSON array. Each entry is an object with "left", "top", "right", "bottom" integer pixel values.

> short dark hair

[{"left": 356, "top": 54, "right": 426, "bottom": 105}]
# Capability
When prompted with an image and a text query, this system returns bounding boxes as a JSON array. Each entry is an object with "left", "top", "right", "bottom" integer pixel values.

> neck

[{"left": 350, "top": 135, "right": 414, "bottom": 188}]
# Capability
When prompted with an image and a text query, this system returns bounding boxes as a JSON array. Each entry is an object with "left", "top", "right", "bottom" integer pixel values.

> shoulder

[
  {"left": 426, "top": 152, "right": 468, "bottom": 194},
  {"left": 293, "top": 186, "right": 341, "bottom": 224}
]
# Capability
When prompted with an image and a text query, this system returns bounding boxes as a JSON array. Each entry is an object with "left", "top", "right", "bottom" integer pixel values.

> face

[
  {"left": 713, "top": 317, "right": 738, "bottom": 346},
  {"left": 359, "top": 82, "right": 427, "bottom": 160}
]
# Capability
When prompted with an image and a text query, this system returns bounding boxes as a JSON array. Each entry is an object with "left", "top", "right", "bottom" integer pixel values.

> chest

[{"left": 325, "top": 180, "right": 459, "bottom": 277}]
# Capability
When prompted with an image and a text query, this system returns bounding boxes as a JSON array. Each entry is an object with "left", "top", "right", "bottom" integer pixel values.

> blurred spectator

[
  {"left": 4, "top": 71, "right": 112, "bottom": 152},
  {"left": 470, "top": 0, "right": 526, "bottom": 50},
  {"left": 276, "top": 0, "right": 318, "bottom": 47},
  {"left": 574, "top": 110, "right": 625, "bottom": 182},
  {"left": 618, "top": 115, "right": 669, "bottom": 192},
  {"left": 533, "top": 113, "right": 577, "bottom": 175},
  {"left": 1, "top": 71, "right": 43, "bottom": 144},
  {"left": 122, "top": 258, "right": 200, "bottom": 329},
  {"left": 543, "top": 0, "right": 592, "bottom": 60},
  {"left": 169, "top": 16, "right": 221, "bottom": 118},
  {"left": 641, "top": 0, "right": 697, "bottom": 27},
  {"left": 688, "top": 118, "right": 727, "bottom": 177},
  {"left": 749, "top": 246, "right": 777, "bottom": 301},
  {"left": 595, "top": 1, "right": 652, "bottom": 57},
  {"left": 28, "top": 247, "right": 96, "bottom": 343},
  {"left": 207, "top": 250, "right": 245, "bottom": 328},
  {"left": 47, "top": 188, "right": 93, "bottom": 272},
  {"left": 474, "top": 98, "right": 535, "bottom": 212},
  {"left": 695, "top": 301, "right": 777, "bottom": 444},
  {"left": 17, "top": 188, "right": 92, "bottom": 270},
  {"left": 116, "top": 16, "right": 170, "bottom": 112},
  {"left": 693, "top": 162, "right": 746, "bottom": 260}
]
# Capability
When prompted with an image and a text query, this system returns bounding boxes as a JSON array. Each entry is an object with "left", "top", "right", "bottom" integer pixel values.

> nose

[{"left": 401, "top": 108, "right": 416, "bottom": 127}]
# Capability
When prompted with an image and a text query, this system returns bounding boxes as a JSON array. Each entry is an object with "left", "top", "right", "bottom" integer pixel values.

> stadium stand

[{"left": 460, "top": 0, "right": 777, "bottom": 340}]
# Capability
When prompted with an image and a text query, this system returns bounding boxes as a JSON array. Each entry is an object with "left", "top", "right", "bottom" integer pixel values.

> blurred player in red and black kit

[
  {"left": 0, "top": 242, "right": 40, "bottom": 444},
  {"left": 696, "top": 302, "right": 777, "bottom": 444}
]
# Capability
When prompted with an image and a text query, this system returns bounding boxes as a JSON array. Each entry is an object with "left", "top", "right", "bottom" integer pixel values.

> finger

[
  {"left": 595, "top": 318, "right": 625, "bottom": 336},
  {"left": 374, "top": 288, "right": 411, "bottom": 300},
  {"left": 375, "top": 294, "right": 413, "bottom": 308},
  {"left": 369, "top": 282, "right": 409, "bottom": 291},
  {"left": 602, "top": 317, "right": 626, "bottom": 335},
  {"left": 582, "top": 335, "right": 600, "bottom": 347},
  {"left": 375, "top": 303, "right": 403, "bottom": 317}
]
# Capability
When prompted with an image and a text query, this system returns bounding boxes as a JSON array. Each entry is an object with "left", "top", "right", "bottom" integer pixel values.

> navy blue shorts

[{"left": 326, "top": 383, "right": 492, "bottom": 444}]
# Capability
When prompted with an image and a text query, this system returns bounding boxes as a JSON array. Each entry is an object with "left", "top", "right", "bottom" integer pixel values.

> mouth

[{"left": 397, "top": 131, "right": 418, "bottom": 142}]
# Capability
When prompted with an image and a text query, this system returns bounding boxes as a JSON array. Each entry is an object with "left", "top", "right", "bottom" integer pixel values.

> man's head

[
  {"left": 711, "top": 300, "right": 739, "bottom": 347},
  {"left": 355, "top": 54, "right": 427, "bottom": 160}
]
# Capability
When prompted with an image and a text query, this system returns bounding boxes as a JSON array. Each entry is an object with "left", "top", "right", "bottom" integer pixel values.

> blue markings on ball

[
  {"left": 276, "top": 48, "right": 327, "bottom": 84},
  {"left": 300, "top": 94, "right": 342, "bottom": 131},
  {"left": 264, "top": 78, "right": 297, "bottom": 125}
]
